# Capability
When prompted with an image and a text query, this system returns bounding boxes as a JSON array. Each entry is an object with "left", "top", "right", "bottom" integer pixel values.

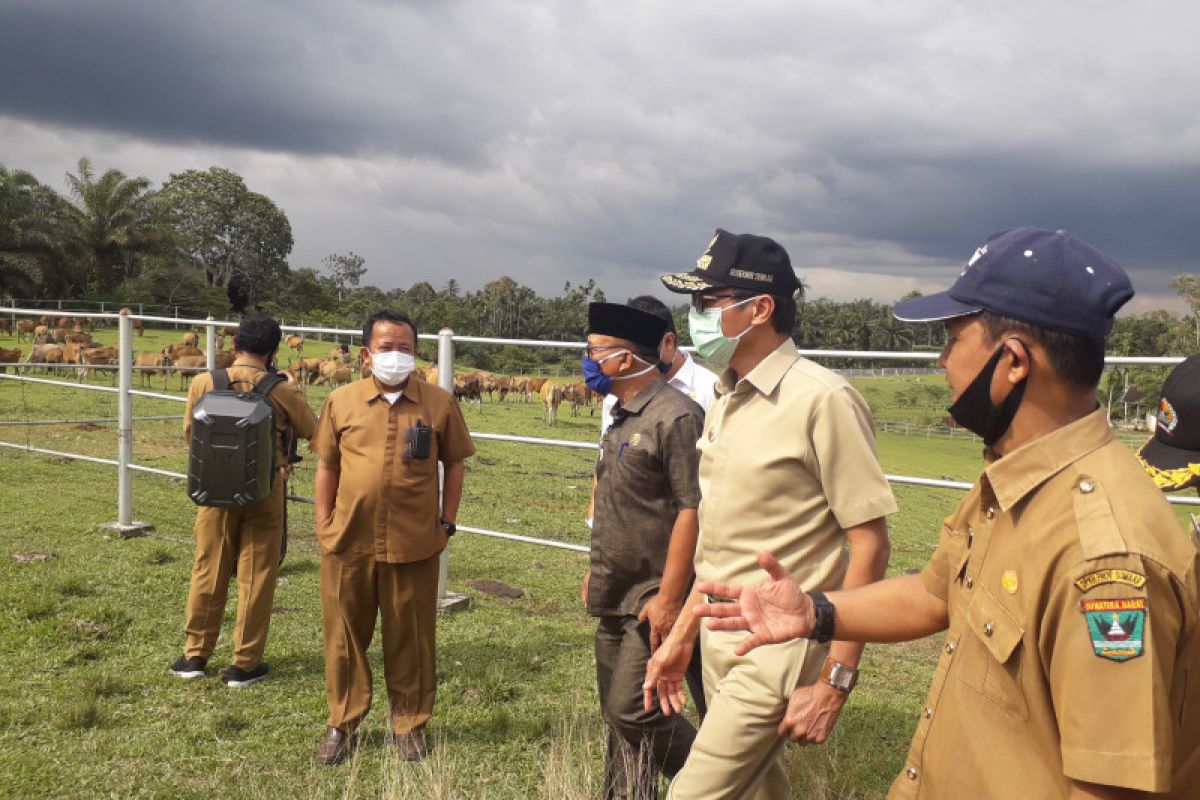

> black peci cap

[
  {"left": 588, "top": 302, "right": 669, "bottom": 350},
  {"left": 1138, "top": 355, "right": 1200, "bottom": 491},
  {"left": 662, "top": 228, "right": 801, "bottom": 296},
  {"left": 891, "top": 227, "right": 1134, "bottom": 340}
]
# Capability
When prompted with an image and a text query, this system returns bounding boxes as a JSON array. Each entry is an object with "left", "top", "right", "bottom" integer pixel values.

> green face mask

[{"left": 687, "top": 296, "right": 756, "bottom": 364}]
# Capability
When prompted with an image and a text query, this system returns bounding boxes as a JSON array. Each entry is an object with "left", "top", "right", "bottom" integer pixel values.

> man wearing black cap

[
  {"left": 645, "top": 230, "right": 896, "bottom": 799},
  {"left": 585, "top": 301, "right": 708, "bottom": 799},
  {"left": 689, "top": 228, "right": 1200, "bottom": 799}
]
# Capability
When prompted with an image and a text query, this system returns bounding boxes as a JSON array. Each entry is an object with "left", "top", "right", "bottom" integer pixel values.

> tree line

[{"left": 2, "top": 158, "right": 1197, "bottom": 379}]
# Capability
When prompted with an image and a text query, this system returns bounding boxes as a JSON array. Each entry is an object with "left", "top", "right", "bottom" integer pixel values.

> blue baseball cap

[{"left": 892, "top": 227, "right": 1134, "bottom": 339}]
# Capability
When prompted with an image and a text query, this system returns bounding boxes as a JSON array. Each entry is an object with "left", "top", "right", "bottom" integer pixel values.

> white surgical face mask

[{"left": 370, "top": 350, "right": 415, "bottom": 386}]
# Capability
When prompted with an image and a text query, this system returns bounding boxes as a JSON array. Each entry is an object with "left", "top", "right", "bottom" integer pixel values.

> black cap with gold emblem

[
  {"left": 1138, "top": 355, "right": 1200, "bottom": 491},
  {"left": 661, "top": 228, "right": 801, "bottom": 296}
]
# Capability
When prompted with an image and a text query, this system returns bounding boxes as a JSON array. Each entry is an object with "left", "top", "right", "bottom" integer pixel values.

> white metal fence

[{"left": 2, "top": 305, "right": 1196, "bottom": 571}]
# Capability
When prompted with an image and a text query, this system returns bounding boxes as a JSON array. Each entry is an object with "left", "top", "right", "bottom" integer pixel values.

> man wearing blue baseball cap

[{"left": 688, "top": 228, "right": 1200, "bottom": 799}]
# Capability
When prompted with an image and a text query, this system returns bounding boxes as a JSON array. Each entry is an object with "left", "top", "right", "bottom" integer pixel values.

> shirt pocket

[{"left": 959, "top": 587, "right": 1030, "bottom": 720}]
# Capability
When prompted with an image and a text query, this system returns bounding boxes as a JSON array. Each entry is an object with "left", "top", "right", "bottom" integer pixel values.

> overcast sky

[{"left": 1, "top": 1, "right": 1196, "bottom": 313}]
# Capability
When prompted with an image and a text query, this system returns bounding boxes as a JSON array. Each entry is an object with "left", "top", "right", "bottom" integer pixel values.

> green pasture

[{"left": 0, "top": 326, "right": 1194, "bottom": 799}]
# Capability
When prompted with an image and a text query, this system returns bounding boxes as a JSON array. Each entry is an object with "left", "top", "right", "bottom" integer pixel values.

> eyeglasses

[
  {"left": 584, "top": 345, "right": 625, "bottom": 359},
  {"left": 691, "top": 292, "right": 754, "bottom": 312}
]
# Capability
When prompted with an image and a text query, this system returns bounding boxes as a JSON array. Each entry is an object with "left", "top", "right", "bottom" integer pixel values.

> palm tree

[
  {"left": 0, "top": 165, "right": 60, "bottom": 296},
  {"left": 60, "top": 158, "right": 171, "bottom": 294}
]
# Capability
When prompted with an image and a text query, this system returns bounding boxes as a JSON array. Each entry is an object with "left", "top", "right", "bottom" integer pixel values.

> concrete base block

[
  {"left": 99, "top": 521, "right": 155, "bottom": 539},
  {"left": 437, "top": 591, "right": 471, "bottom": 615}
]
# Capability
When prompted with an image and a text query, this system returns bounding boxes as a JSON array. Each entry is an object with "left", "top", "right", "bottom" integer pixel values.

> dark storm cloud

[
  {"left": 0, "top": 1, "right": 1196, "bottom": 306},
  {"left": 0, "top": 0, "right": 512, "bottom": 162}
]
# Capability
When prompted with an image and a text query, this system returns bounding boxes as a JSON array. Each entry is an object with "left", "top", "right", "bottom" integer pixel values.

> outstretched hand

[{"left": 693, "top": 551, "right": 814, "bottom": 656}]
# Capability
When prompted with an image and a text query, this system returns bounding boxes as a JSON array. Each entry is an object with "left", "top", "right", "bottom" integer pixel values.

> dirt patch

[
  {"left": 469, "top": 579, "right": 525, "bottom": 600},
  {"left": 270, "top": 606, "right": 300, "bottom": 616},
  {"left": 70, "top": 620, "right": 109, "bottom": 638},
  {"left": 73, "top": 422, "right": 105, "bottom": 432},
  {"left": 11, "top": 551, "right": 55, "bottom": 563}
]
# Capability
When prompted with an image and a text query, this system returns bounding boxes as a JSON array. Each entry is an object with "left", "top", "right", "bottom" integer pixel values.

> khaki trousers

[
  {"left": 183, "top": 478, "right": 285, "bottom": 669},
  {"left": 667, "top": 626, "right": 826, "bottom": 800},
  {"left": 320, "top": 549, "right": 440, "bottom": 735}
]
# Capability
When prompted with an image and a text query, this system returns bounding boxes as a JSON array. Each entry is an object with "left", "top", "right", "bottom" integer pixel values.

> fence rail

[{"left": 2, "top": 303, "right": 1197, "bottom": 571}]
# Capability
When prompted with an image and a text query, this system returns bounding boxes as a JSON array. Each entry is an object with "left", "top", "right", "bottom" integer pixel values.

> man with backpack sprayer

[{"left": 171, "top": 313, "right": 317, "bottom": 686}]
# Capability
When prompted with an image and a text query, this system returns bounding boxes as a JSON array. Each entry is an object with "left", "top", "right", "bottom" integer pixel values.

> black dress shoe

[{"left": 314, "top": 727, "right": 356, "bottom": 766}]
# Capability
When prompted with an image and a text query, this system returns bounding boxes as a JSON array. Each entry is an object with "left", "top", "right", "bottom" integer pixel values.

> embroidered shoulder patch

[
  {"left": 1074, "top": 569, "right": 1147, "bottom": 593},
  {"left": 1081, "top": 598, "right": 1146, "bottom": 661}
]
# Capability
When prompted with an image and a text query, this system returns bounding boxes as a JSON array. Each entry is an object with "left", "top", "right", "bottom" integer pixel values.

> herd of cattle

[{"left": 0, "top": 317, "right": 598, "bottom": 425}]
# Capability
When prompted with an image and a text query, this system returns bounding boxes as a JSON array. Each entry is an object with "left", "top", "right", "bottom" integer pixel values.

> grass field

[{"left": 0, "top": 324, "right": 1194, "bottom": 799}]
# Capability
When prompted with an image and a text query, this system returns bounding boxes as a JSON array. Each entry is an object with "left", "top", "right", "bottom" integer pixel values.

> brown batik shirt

[{"left": 588, "top": 378, "right": 704, "bottom": 617}]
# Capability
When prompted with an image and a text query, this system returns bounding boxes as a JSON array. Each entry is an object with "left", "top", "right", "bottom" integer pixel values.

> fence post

[
  {"left": 104, "top": 309, "right": 152, "bottom": 537},
  {"left": 205, "top": 316, "right": 216, "bottom": 371},
  {"left": 436, "top": 328, "right": 469, "bottom": 612}
]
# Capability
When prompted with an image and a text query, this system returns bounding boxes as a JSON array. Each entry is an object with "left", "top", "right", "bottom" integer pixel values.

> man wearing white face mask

[
  {"left": 645, "top": 229, "right": 896, "bottom": 799},
  {"left": 311, "top": 310, "right": 475, "bottom": 765},
  {"left": 599, "top": 295, "right": 719, "bottom": 436}
]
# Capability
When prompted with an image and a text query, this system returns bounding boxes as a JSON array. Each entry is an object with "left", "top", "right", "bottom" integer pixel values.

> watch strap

[{"left": 809, "top": 592, "right": 835, "bottom": 643}]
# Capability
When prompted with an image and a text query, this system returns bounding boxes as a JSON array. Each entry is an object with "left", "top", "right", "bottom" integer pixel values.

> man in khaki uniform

[
  {"left": 694, "top": 228, "right": 1200, "bottom": 798},
  {"left": 311, "top": 310, "right": 474, "bottom": 765},
  {"left": 644, "top": 229, "right": 896, "bottom": 799},
  {"left": 171, "top": 312, "right": 317, "bottom": 686}
]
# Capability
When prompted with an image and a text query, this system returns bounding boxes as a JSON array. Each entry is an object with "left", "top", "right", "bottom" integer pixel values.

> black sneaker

[
  {"left": 170, "top": 655, "right": 207, "bottom": 679},
  {"left": 222, "top": 663, "right": 269, "bottom": 687}
]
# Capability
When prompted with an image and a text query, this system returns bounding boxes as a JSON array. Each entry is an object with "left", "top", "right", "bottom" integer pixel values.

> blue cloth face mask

[
  {"left": 687, "top": 296, "right": 756, "bottom": 364},
  {"left": 582, "top": 349, "right": 656, "bottom": 394},
  {"left": 582, "top": 354, "right": 614, "bottom": 395}
]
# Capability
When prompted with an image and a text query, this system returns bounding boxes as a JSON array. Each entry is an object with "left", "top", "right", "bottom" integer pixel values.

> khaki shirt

[
  {"left": 696, "top": 338, "right": 897, "bottom": 591},
  {"left": 894, "top": 408, "right": 1200, "bottom": 798},
  {"left": 183, "top": 357, "right": 318, "bottom": 467},
  {"left": 589, "top": 379, "right": 704, "bottom": 616},
  {"left": 310, "top": 376, "right": 475, "bottom": 563}
]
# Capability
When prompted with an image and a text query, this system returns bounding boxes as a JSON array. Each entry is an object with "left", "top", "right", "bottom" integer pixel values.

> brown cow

[
  {"left": 563, "top": 382, "right": 595, "bottom": 417},
  {"left": 540, "top": 380, "right": 563, "bottom": 426},
  {"left": 64, "top": 330, "right": 93, "bottom": 344},
  {"left": 288, "top": 357, "right": 325, "bottom": 385},
  {"left": 0, "top": 346, "right": 20, "bottom": 373},
  {"left": 0, "top": 319, "right": 9, "bottom": 335},
  {"left": 162, "top": 344, "right": 203, "bottom": 363},
  {"left": 172, "top": 355, "right": 208, "bottom": 389},
  {"left": 286, "top": 335, "right": 304, "bottom": 358},
  {"left": 132, "top": 319, "right": 144, "bottom": 336},
  {"left": 56, "top": 316, "right": 69, "bottom": 329},
  {"left": 77, "top": 345, "right": 118, "bottom": 382},
  {"left": 26, "top": 343, "right": 63, "bottom": 373},
  {"left": 16, "top": 320, "right": 35, "bottom": 342},
  {"left": 38, "top": 315, "right": 49, "bottom": 326},
  {"left": 181, "top": 332, "right": 198, "bottom": 347},
  {"left": 52, "top": 327, "right": 73, "bottom": 344},
  {"left": 453, "top": 372, "right": 482, "bottom": 412},
  {"left": 316, "top": 361, "right": 352, "bottom": 388},
  {"left": 134, "top": 351, "right": 169, "bottom": 389}
]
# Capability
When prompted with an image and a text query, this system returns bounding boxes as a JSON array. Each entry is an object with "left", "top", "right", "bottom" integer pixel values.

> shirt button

[
  {"left": 945, "top": 641, "right": 956, "bottom": 655},
  {"left": 985, "top": 507, "right": 995, "bottom": 520},
  {"left": 923, "top": 707, "right": 934, "bottom": 719},
  {"left": 983, "top": 622, "right": 994, "bottom": 637},
  {"left": 964, "top": 575, "right": 974, "bottom": 589},
  {"left": 906, "top": 767, "right": 918, "bottom": 780},
  {"left": 1079, "top": 480, "right": 1094, "bottom": 494}
]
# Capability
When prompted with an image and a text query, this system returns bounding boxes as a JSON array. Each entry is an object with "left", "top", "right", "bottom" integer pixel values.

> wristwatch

[
  {"left": 808, "top": 591, "right": 836, "bottom": 643},
  {"left": 821, "top": 658, "right": 859, "bottom": 693},
  {"left": 440, "top": 517, "right": 456, "bottom": 538}
]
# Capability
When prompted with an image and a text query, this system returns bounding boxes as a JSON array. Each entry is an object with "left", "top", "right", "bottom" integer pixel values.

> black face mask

[{"left": 948, "top": 340, "right": 1028, "bottom": 447}]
